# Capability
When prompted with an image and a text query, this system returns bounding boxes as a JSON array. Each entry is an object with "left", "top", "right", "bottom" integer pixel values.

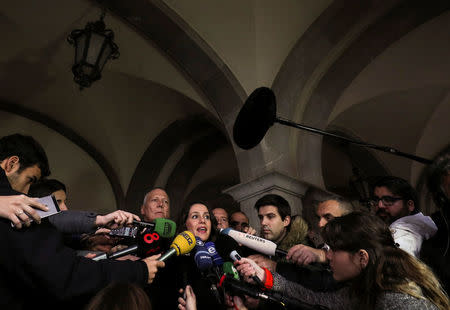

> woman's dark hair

[
  {"left": 84, "top": 282, "right": 152, "bottom": 310},
  {"left": 176, "top": 201, "right": 218, "bottom": 242},
  {"left": 28, "top": 179, "right": 66, "bottom": 198},
  {"left": 322, "top": 211, "right": 449, "bottom": 310}
]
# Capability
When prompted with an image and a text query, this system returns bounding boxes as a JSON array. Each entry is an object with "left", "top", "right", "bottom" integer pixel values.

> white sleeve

[{"left": 390, "top": 224, "right": 422, "bottom": 257}]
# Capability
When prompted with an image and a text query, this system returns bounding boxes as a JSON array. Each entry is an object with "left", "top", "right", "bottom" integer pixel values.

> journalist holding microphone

[
  {"left": 235, "top": 211, "right": 449, "bottom": 310},
  {"left": 0, "top": 133, "right": 165, "bottom": 310}
]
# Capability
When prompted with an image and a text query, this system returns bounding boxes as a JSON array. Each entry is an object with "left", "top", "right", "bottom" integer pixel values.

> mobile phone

[
  {"left": 12, "top": 194, "right": 61, "bottom": 227},
  {"left": 35, "top": 194, "right": 61, "bottom": 219}
]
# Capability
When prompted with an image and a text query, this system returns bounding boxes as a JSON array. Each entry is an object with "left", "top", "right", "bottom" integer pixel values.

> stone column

[{"left": 223, "top": 171, "right": 310, "bottom": 233}]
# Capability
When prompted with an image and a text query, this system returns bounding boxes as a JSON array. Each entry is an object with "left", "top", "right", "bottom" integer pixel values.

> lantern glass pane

[
  {"left": 98, "top": 43, "right": 112, "bottom": 70},
  {"left": 75, "top": 34, "right": 87, "bottom": 64},
  {"left": 86, "top": 32, "right": 105, "bottom": 65}
]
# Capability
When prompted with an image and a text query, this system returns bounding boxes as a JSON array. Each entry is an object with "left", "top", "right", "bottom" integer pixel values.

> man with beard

[{"left": 370, "top": 176, "right": 437, "bottom": 257}]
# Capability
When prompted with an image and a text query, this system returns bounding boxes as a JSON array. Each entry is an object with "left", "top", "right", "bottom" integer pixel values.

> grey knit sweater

[{"left": 272, "top": 272, "right": 438, "bottom": 310}]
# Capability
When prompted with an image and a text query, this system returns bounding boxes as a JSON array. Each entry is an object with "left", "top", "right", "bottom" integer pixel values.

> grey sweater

[{"left": 272, "top": 272, "right": 438, "bottom": 310}]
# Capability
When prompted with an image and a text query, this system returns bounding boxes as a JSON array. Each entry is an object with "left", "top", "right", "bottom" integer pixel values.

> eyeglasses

[
  {"left": 215, "top": 217, "right": 229, "bottom": 223},
  {"left": 230, "top": 221, "right": 249, "bottom": 228},
  {"left": 369, "top": 196, "right": 403, "bottom": 207}
]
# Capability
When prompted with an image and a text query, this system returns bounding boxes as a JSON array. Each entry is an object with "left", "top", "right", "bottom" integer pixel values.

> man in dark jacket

[{"left": 0, "top": 133, "right": 164, "bottom": 310}]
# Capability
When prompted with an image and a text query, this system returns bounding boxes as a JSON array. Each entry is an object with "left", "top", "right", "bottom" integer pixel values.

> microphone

[
  {"left": 158, "top": 230, "right": 196, "bottom": 262},
  {"left": 220, "top": 228, "right": 287, "bottom": 257},
  {"left": 222, "top": 261, "right": 240, "bottom": 280},
  {"left": 133, "top": 218, "right": 176, "bottom": 238},
  {"left": 233, "top": 87, "right": 276, "bottom": 150},
  {"left": 109, "top": 218, "right": 176, "bottom": 239},
  {"left": 194, "top": 238, "right": 224, "bottom": 304},
  {"left": 215, "top": 233, "right": 264, "bottom": 287},
  {"left": 234, "top": 87, "right": 432, "bottom": 163},
  {"left": 92, "top": 231, "right": 163, "bottom": 261},
  {"left": 194, "top": 237, "right": 214, "bottom": 272},
  {"left": 205, "top": 241, "right": 224, "bottom": 266},
  {"left": 219, "top": 275, "right": 328, "bottom": 310}
]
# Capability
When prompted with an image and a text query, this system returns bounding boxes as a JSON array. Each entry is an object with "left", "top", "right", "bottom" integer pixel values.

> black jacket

[{"left": 0, "top": 170, "right": 149, "bottom": 310}]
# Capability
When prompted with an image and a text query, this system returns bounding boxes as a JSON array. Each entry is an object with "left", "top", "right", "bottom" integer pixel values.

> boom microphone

[
  {"left": 158, "top": 230, "right": 196, "bottom": 262},
  {"left": 233, "top": 87, "right": 276, "bottom": 150},
  {"left": 220, "top": 228, "right": 287, "bottom": 257},
  {"left": 233, "top": 87, "right": 432, "bottom": 164}
]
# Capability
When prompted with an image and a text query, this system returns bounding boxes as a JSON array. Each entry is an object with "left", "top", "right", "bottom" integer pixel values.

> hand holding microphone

[
  {"left": 92, "top": 219, "right": 177, "bottom": 261},
  {"left": 215, "top": 234, "right": 264, "bottom": 287},
  {"left": 95, "top": 209, "right": 141, "bottom": 229},
  {"left": 142, "top": 253, "right": 165, "bottom": 284},
  {"left": 141, "top": 231, "right": 196, "bottom": 284},
  {"left": 234, "top": 257, "right": 265, "bottom": 285}
]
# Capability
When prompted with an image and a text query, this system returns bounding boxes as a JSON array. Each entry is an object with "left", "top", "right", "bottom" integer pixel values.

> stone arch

[
  {"left": 125, "top": 115, "right": 239, "bottom": 215},
  {"left": 0, "top": 99, "right": 125, "bottom": 208},
  {"left": 270, "top": 0, "right": 448, "bottom": 187},
  {"left": 98, "top": 0, "right": 262, "bottom": 182}
]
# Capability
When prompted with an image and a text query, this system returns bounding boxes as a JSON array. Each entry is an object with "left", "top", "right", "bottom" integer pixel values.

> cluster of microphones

[
  {"left": 92, "top": 219, "right": 326, "bottom": 309},
  {"left": 193, "top": 230, "right": 326, "bottom": 309}
]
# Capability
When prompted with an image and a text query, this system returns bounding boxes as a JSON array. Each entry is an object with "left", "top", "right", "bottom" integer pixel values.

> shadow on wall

[{"left": 176, "top": 182, "right": 240, "bottom": 224}]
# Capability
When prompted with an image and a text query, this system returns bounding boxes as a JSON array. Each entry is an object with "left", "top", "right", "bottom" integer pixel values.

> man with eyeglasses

[
  {"left": 370, "top": 176, "right": 437, "bottom": 257},
  {"left": 229, "top": 210, "right": 249, "bottom": 231}
]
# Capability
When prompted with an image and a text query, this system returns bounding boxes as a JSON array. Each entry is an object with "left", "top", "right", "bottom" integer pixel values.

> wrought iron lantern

[{"left": 67, "top": 10, "right": 119, "bottom": 89}]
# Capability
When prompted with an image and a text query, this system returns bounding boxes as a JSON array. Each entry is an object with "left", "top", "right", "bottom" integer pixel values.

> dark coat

[
  {"left": 0, "top": 170, "right": 149, "bottom": 310},
  {"left": 151, "top": 253, "right": 227, "bottom": 310}
]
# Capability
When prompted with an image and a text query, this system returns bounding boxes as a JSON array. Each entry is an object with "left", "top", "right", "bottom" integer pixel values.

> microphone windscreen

[
  {"left": 221, "top": 228, "right": 277, "bottom": 256},
  {"left": 205, "top": 241, "right": 224, "bottom": 266},
  {"left": 233, "top": 87, "right": 276, "bottom": 150},
  {"left": 171, "top": 230, "right": 196, "bottom": 256},
  {"left": 194, "top": 246, "right": 214, "bottom": 271},
  {"left": 222, "top": 261, "right": 240, "bottom": 280},
  {"left": 154, "top": 218, "right": 176, "bottom": 238},
  {"left": 137, "top": 231, "right": 163, "bottom": 257}
]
